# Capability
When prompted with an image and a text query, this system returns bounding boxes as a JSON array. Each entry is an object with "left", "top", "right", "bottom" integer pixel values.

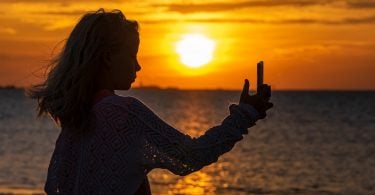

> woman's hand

[{"left": 240, "top": 79, "right": 273, "bottom": 119}]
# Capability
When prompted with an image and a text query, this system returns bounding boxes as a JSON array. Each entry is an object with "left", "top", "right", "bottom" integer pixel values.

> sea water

[{"left": 0, "top": 89, "right": 374, "bottom": 194}]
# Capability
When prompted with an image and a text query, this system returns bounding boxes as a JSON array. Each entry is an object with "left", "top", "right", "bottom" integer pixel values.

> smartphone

[{"left": 257, "top": 61, "right": 263, "bottom": 93}]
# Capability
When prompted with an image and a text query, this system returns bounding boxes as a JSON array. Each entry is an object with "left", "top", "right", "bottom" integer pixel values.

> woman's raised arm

[{"left": 120, "top": 97, "right": 259, "bottom": 176}]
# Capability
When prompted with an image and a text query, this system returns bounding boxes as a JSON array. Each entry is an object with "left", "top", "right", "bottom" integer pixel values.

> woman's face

[{"left": 108, "top": 33, "right": 141, "bottom": 90}]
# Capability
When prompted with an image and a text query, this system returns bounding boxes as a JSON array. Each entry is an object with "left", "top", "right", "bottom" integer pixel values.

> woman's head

[
  {"left": 68, "top": 8, "right": 141, "bottom": 90},
  {"left": 99, "top": 24, "right": 141, "bottom": 90},
  {"left": 27, "top": 8, "right": 140, "bottom": 135}
]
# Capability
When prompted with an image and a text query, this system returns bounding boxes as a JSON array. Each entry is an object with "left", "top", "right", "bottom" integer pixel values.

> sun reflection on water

[
  {"left": 144, "top": 91, "right": 240, "bottom": 194},
  {"left": 168, "top": 171, "right": 215, "bottom": 195}
]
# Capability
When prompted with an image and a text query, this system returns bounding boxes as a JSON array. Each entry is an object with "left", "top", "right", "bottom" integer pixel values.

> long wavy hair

[{"left": 26, "top": 8, "right": 139, "bottom": 136}]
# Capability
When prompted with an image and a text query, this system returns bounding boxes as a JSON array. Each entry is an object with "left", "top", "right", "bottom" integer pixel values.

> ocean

[{"left": 0, "top": 88, "right": 374, "bottom": 194}]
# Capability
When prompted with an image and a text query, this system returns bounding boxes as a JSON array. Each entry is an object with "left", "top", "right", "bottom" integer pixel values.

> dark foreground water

[{"left": 0, "top": 89, "right": 374, "bottom": 194}]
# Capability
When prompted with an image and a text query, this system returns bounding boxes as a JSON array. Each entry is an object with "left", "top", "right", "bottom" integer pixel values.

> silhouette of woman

[{"left": 27, "top": 8, "right": 273, "bottom": 195}]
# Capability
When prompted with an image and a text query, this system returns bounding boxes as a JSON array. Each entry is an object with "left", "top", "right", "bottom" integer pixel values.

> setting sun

[{"left": 176, "top": 33, "right": 216, "bottom": 68}]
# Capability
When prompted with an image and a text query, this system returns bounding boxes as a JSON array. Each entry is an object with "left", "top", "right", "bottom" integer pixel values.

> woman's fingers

[
  {"left": 266, "top": 102, "right": 273, "bottom": 109},
  {"left": 240, "top": 79, "right": 250, "bottom": 103},
  {"left": 265, "top": 85, "right": 271, "bottom": 98},
  {"left": 259, "top": 84, "right": 271, "bottom": 100},
  {"left": 258, "top": 111, "right": 266, "bottom": 119},
  {"left": 241, "top": 79, "right": 249, "bottom": 96}
]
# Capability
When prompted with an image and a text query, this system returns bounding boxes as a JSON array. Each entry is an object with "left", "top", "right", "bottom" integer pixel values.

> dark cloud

[
  {"left": 2, "top": 0, "right": 375, "bottom": 11},
  {"left": 152, "top": 0, "right": 375, "bottom": 13},
  {"left": 346, "top": 0, "right": 375, "bottom": 8},
  {"left": 155, "top": 0, "right": 334, "bottom": 13},
  {"left": 0, "top": 0, "right": 50, "bottom": 2},
  {"left": 278, "top": 16, "right": 375, "bottom": 25},
  {"left": 32, "top": 10, "right": 145, "bottom": 17},
  {"left": 140, "top": 15, "right": 375, "bottom": 25},
  {"left": 0, "top": 0, "right": 126, "bottom": 2},
  {"left": 33, "top": 10, "right": 87, "bottom": 16},
  {"left": 341, "top": 15, "right": 375, "bottom": 24}
]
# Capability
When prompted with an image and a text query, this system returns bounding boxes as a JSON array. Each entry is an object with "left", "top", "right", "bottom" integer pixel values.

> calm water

[{"left": 0, "top": 89, "right": 374, "bottom": 194}]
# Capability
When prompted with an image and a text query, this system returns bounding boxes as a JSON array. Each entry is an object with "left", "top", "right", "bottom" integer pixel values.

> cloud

[
  {"left": 1, "top": 0, "right": 375, "bottom": 31},
  {"left": 274, "top": 16, "right": 375, "bottom": 25},
  {"left": 0, "top": 27, "right": 17, "bottom": 35},
  {"left": 155, "top": 0, "right": 333, "bottom": 13},
  {"left": 140, "top": 15, "right": 375, "bottom": 25},
  {"left": 33, "top": 10, "right": 146, "bottom": 17},
  {"left": 0, "top": 0, "right": 128, "bottom": 3},
  {"left": 271, "top": 42, "right": 375, "bottom": 63},
  {"left": 156, "top": 0, "right": 375, "bottom": 14},
  {"left": 340, "top": 15, "right": 375, "bottom": 24},
  {"left": 2, "top": 0, "right": 375, "bottom": 10},
  {"left": 346, "top": 0, "right": 375, "bottom": 8},
  {"left": 34, "top": 10, "right": 87, "bottom": 16}
]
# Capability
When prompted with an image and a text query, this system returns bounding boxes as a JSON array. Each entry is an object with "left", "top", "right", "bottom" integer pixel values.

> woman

[{"left": 27, "top": 9, "right": 273, "bottom": 195}]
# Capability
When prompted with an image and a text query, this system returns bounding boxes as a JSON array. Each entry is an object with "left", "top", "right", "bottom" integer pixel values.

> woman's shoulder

[
  {"left": 92, "top": 95, "right": 155, "bottom": 123},
  {"left": 92, "top": 95, "right": 147, "bottom": 112}
]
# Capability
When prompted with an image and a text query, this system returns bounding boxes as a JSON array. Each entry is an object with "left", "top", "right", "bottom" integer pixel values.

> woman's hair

[{"left": 26, "top": 8, "right": 139, "bottom": 136}]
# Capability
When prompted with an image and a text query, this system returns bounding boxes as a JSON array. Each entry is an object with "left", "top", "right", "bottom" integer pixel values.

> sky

[{"left": 0, "top": 0, "right": 374, "bottom": 90}]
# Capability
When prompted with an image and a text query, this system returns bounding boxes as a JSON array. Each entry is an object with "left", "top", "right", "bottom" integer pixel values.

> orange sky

[{"left": 0, "top": 0, "right": 374, "bottom": 90}]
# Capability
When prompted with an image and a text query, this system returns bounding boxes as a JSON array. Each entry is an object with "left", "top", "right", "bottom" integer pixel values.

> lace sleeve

[
  {"left": 124, "top": 97, "right": 259, "bottom": 176},
  {"left": 44, "top": 133, "right": 61, "bottom": 194}
]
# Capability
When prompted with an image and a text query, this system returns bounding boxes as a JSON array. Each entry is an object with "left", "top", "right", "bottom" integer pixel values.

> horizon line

[{"left": 1, "top": 85, "right": 374, "bottom": 92}]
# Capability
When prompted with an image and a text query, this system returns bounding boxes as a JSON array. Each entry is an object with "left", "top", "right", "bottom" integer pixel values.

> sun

[{"left": 176, "top": 33, "right": 216, "bottom": 68}]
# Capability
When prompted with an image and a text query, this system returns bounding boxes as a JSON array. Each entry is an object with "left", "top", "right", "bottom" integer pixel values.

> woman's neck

[{"left": 92, "top": 89, "right": 115, "bottom": 105}]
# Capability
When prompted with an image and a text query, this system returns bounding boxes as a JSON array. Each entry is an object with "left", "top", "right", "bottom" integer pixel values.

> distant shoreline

[
  {"left": 0, "top": 187, "right": 44, "bottom": 195},
  {"left": 0, "top": 85, "right": 374, "bottom": 92},
  {"left": 0, "top": 85, "right": 23, "bottom": 90}
]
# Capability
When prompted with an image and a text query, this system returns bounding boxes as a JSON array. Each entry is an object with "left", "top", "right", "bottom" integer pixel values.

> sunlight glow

[
  {"left": 176, "top": 33, "right": 215, "bottom": 68},
  {"left": 169, "top": 171, "right": 215, "bottom": 194}
]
